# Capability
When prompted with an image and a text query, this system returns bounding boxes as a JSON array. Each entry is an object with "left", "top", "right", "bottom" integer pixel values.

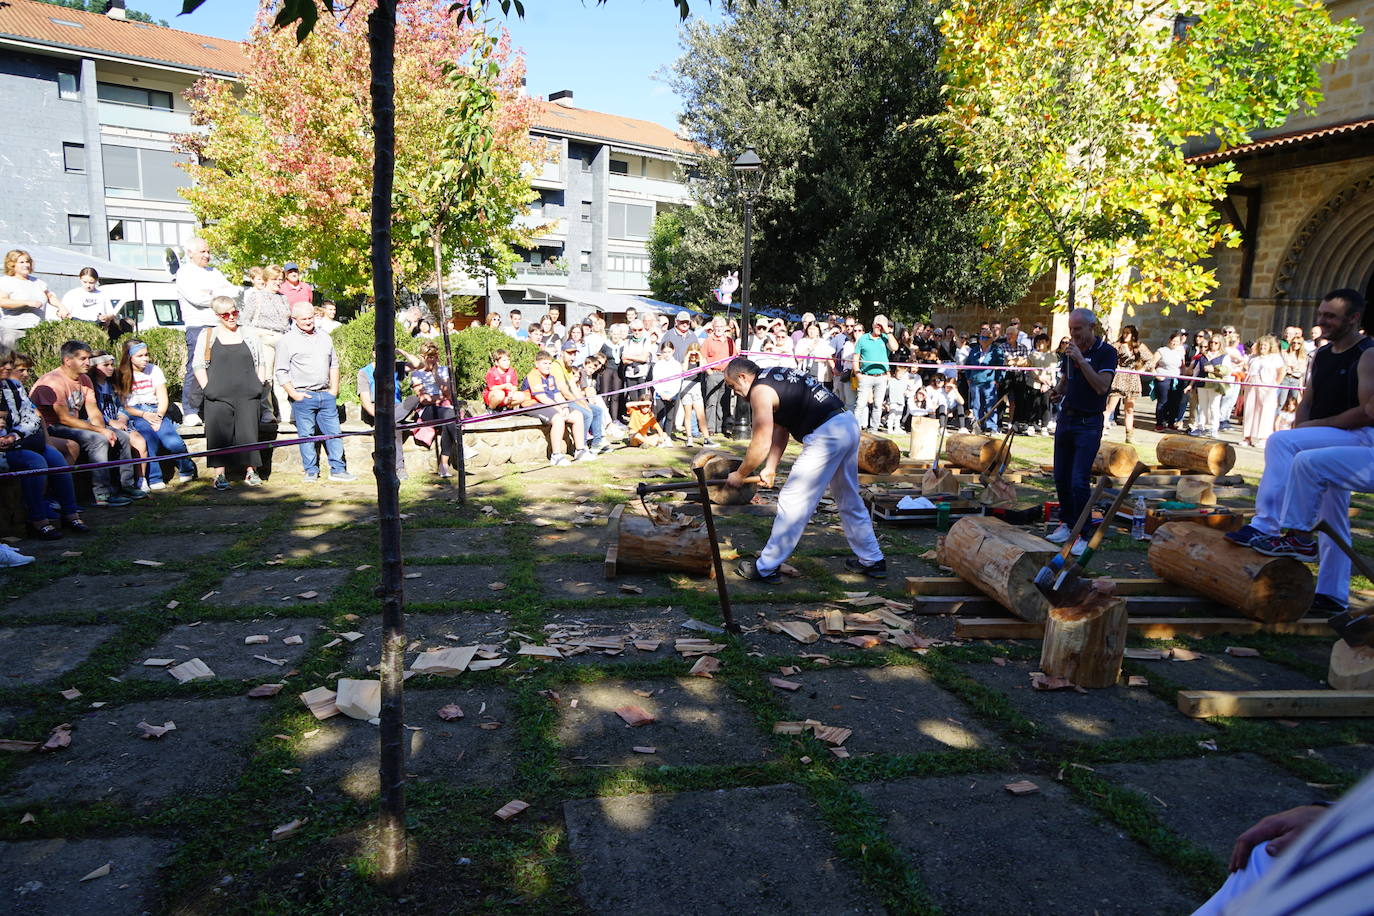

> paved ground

[{"left": 0, "top": 419, "right": 1370, "bottom": 915}]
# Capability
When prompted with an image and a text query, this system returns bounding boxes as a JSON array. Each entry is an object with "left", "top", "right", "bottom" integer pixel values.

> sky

[{"left": 137, "top": 0, "right": 721, "bottom": 130}]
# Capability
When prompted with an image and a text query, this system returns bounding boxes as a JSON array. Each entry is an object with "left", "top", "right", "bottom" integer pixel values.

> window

[
  {"left": 609, "top": 159, "right": 629, "bottom": 176},
  {"left": 97, "top": 82, "right": 173, "bottom": 111},
  {"left": 580, "top": 156, "right": 592, "bottom": 173},
  {"left": 101, "top": 145, "right": 192, "bottom": 201},
  {"left": 579, "top": 250, "right": 592, "bottom": 273},
  {"left": 607, "top": 254, "right": 651, "bottom": 289},
  {"left": 609, "top": 201, "right": 654, "bottom": 240},
  {"left": 57, "top": 69, "right": 80, "bottom": 101},
  {"left": 68, "top": 215, "right": 91, "bottom": 245},
  {"left": 63, "top": 142, "right": 85, "bottom": 173},
  {"left": 103, "top": 145, "right": 140, "bottom": 191},
  {"left": 580, "top": 200, "right": 592, "bottom": 222},
  {"left": 108, "top": 217, "right": 194, "bottom": 269}
]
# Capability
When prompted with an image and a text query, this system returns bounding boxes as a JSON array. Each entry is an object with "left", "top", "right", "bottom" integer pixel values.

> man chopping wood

[
  {"left": 1227, "top": 289, "right": 1374, "bottom": 628},
  {"left": 724, "top": 357, "right": 885, "bottom": 583},
  {"left": 1047, "top": 309, "right": 1118, "bottom": 556}
]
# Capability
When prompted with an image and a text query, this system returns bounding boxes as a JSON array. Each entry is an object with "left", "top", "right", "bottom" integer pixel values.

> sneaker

[
  {"left": 736, "top": 558, "right": 780, "bottom": 583},
  {"left": 180, "top": 413, "right": 203, "bottom": 428},
  {"left": 177, "top": 472, "right": 195, "bottom": 484},
  {"left": 550, "top": 453, "right": 571, "bottom": 467},
  {"left": 138, "top": 478, "right": 152, "bottom": 494},
  {"left": 148, "top": 481, "right": 167, "bottom": 491},
  {"left": 303, "top": 473, "right": 319, "bottom": 483},
  {"left": 122, "top": 487, "right": 150, "bottom": 501},
  {"left": 845, "top": 557, "right": 887, "bottom": 579},
  {"left": 1312, "top": 593, "right": 1348, "bottom": 617},
  {"left": 1224, "top": 524, "right": 1264, "bottom": 548},
  {"left": 1249, "top": 533, "right": 1318, "bottom": 561},
  {"left": 702, "top": 438, "right": 718, "bottom": 447},
  {"left": 1045, "top": 523, "right": 1072, "bottom": 544},
  {"left": 326, "top": 471, "right": 358, "bottom": 483},
  {"left": 244, "top": 468, "right": 263, "bottom": 487},
  {"left": 94, "top": 491, "right": 132, "bottom": 508},
  {"left": 574, "top": 448, "right": 596, "bottom": 462},
  {"left": 1070, "top": 538, "right": 1088, "bottom": 557},
  {"left": 214, "top": 474, "right": 230, "bottom": 490},
  {"left": 0, "top": 544, "right": 34, "bottom": 567}
]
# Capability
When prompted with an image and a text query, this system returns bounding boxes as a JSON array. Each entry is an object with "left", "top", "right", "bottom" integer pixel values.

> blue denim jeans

[
  {"left": 6, "top": 442, "right": 78, "bottom": 521},
  {"left": 129, "top": 416, "right": 196, "bottom": 483},
  {"left": 570, "top": 401, "right": 603, "bottom": 447},
  {"left": 1053, "top": 413, "right": 1105, "bottom": 532},
  {"left": 968, "top": 380, "right": 999, "bottom": 431},
  {"left": 291, "top": 390, "right": 346, "bottom": 477}
]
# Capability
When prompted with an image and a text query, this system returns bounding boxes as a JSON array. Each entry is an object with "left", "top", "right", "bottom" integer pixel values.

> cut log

[
  {"left": 858, "top": 431, "right": 901, "bottom": 475},
  {"left": 1328, "top": 640, "right": 1374, "bottom": 690},
  {"left": 690, "top": 450, "right": 757, "bottom": 506},
  {"left": 956, "top": 615, "right": 1331, "bottom": 640},
  {"left": 605, "top": 505, "right": 713, "bottom": 579},
  {"left": 1148, "top": 523, "right": 1313, "bottom": 623},
  {"left": 1038, "top": 583, "right": 1128, "bottom": 688},
  {"left": 938, "top": 516, "right": 1056, "bottom": 621},
  {"left": 908, "top": 416, "right": 943, "bottom": 462},
  {"left": 1156, "top": 435, "right": 1236, "bottom": 476},
  {"left": 1178, "top": 690, "right": 1374, "bottom": 718},
  {"left": 1092, "top": 442, "right": 1139, "bottom": 478},
  {"left": 1175, "top": 477, "right": 1217, "bottom": 506},
  {"left": 945, "top": 433, "right": 1000, "bottom": 472}
]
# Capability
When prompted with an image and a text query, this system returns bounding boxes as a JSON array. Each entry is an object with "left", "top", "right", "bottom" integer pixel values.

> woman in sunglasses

[{"left": 192, "top": 296, "right": 265, "bottom": 489}]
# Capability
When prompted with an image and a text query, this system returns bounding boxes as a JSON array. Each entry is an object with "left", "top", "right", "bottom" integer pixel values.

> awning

[
  {"left": 0, "top": 242, "right": 166, "bottom": 284},
  {"left": 527, "top": 286, "right": 709, "bottom": 320}
]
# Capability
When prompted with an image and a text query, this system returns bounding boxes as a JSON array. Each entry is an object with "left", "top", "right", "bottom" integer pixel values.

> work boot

[
  {"left": 736, "top": 558, "right": 780, "bottom": 583},
  {"left": 845, "top": 557, "right": 887, "bottom": 579}
]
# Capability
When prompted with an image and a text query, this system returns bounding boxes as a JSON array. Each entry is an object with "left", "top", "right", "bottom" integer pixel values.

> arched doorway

[{"left": 1273, "top": 171, "right": 1374, "bottom": 331}]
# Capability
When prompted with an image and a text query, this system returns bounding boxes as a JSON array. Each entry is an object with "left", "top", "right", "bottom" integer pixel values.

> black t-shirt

[
  {"left": 1308, "top": 337, "right": 1373, "bottom": 421},
  {"left": 1058, "top": 336, "right": 1117, "bottom": 413},
  {"left": 751, "top": 366, "right": 844, "bottom": 441}
]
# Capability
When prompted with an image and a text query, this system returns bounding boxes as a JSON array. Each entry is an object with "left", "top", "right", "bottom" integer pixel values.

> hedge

[{"left": 20, "top": 320, "right": 188, "bottom": 400}]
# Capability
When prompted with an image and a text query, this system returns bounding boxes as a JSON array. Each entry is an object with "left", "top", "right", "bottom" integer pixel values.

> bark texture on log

[
  {"left": 1147, "top": 522, "right": 1313, "bottom": 623},
  {"left": 1039, "top": 583, "right": 1128, "bottom": 688},
  {"left": 610, "top": 511, "right": 714, "bottom": 578},
  {"left": 945, "top": 433, "right": 1000, "bottom": 472},
  {"left": 1156, "top": 435, "right": 1236, "bottom": 475},
  {"left": 1328, "top": 640, "right": 1374, "bottom": 690},
  {"left": 690, "top": 450, "right": 756, "bottom": 506},
  {"left": 1092, "top": 442, "right": 1139, "bottom": 478},
  {"left": 858, "top": 430, "right": 901, "bottom": 475},
  {"left": 938, "top": 516, "right": 1055, "bottom": 621},
  {"left": 908, "top": 416, "right": 942, "bottom": 462}
]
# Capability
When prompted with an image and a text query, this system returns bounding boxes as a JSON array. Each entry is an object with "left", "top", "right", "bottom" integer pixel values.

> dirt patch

[
  {"left": 120, "top": 619, "right": 323, "bottom": 682},
  {"left": 1313, "top": 742, "right": 1374, "bottom": 776},
  {"left": 3, "top": 575, "right": 168, "bottom": 618},
  {"left": 0, "top": 836, "right": 176, "bottom": 916},
  {"left": 0, "top": 624, "right": 118, "bottom": 685},
  {"left": 207, "top": 568, "right": 350, "bottom": 608}
]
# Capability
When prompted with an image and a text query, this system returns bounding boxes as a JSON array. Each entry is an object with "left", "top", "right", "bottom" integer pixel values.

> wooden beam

[
  {"left": 906, "top": 576, "right": 1200, "bottom": 597},
  {"left": 604, "top": 504, "right": 624, "bottom": 580},
  {"left": 1178, "top": 689, "right": 1374, "bottom": 719},
  {"left": 955, "top": 615, "right": 1332, "bottom": 640}
]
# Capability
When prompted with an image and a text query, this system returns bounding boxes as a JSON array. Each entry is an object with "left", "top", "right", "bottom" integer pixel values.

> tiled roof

[
  {"left": 0, "top": 0, "right": 244, "bottom": 76},
  {"left": 533, "top": 99, "right": 699, "bottom": 157},
  {"left": 1186, "top": 116, "right": 1374, "bottom": 164}
]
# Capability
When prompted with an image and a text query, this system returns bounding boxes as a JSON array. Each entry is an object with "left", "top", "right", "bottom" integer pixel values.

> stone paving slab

[
  {"left": 294, "top": 687, "right": 515, "bottom": 799},
  {"left": 120, "top": 619, "right": 323, "bottom": 682},
  {"left": 960, "top": 658, "right": 1213, "bottom": 741},
  {"left": 344, "top": 613, "right": 509, "bottom": 670},
  {"left": 281, "top": 501, "right": 377, "bottom": 528},
  {"left": 529, "top": 525, "right": 610, "bottom": 557},
  {"left": 1130, "top": 654, "right": 1325, "bottom": 692},
  {"left": 1, "top": 697, "right": 268, "bottom": 808},
  {"left": 399, "top": 527, "right": 504, "bottom": 559},
  {"left": 104, "top": 532, "right": 240, "bottom": 566},
  {"left": 564, "top": 783, "right": 883, "bottom": 916},
  {"left": 0, "top": 625, "right": 118, "bottom": 686},
  {"left": 260, "top": 527, "right": 371, "bottom": 561},
  {"left": 556, "top": 677, "right": 772, "bottom": 768},
  {"left": 1095, "top": 753, "right": 1331, "bottom": 859},
  {"left": 0, "top": 836, "right": 176, "bottom": 916},
  {"left": 209, "top": 568, "right": 350, "bottom": 608},
  {"left": 539, "top": 562, "right": 675, "bottom": 600},
  {"left": 1313, "top": 742, "right": 1374, "bottom": 776},
  {"left": 857, "top": 773, "right": 1202, "bottom": 915},
  {"left": 2, "top": 575, "right": 167, "bottom": 618},
  {"left": 152, "top": 503, "right": 273, "bottom": 529},
  {"left": 775, "top": 666, "right": 1000, "bottom": 755},
  {"left": 393, "top": 564, "right": 507, "bottom": 604}
]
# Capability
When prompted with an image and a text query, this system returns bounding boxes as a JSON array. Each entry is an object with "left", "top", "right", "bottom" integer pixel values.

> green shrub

[
  {"left": 19, "top": 320, "right": 188, "bottom": 400},
  {"left": 331, "top": 309, "right": 378, "bottom": 404},
  {"left": 129, "top": 328, "right": 187, "bottom": 401}
]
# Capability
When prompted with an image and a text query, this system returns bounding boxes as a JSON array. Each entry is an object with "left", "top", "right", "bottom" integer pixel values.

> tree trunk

[
  {"left": 857, "top": 430, "right": 901, "bottom": 474},
  {"left": 606, "top": 505, "right": 714, "bottom": 578},
  {"left": 1039, "top": 583, "right": 1128, "bottom": 688},
  {"left": 1328, "top": 640, "right": 1374, "bottom": 690},
  {"left": 368, "top": 0, "right": 406, "bottom": 890},
  {"left": 691, "top": 449, "right": 756, "bottom": 505},
  {"left": 908, "top": 416, "right": 942, "bottom": 462},
  {"left": 1156, "top": 434, "right": 1236, "bottom": 475},
  {"left": 1092, "top": 442, "right": 1139, "bottom": 478},
  {"left": 432, "top": 234, "right": 466, "bottom": 504},
  {"left": 1147, "top": 522, "right": 1313, "bottom": 623},
  {"left": 938, "top": 516, "right": 1056, "bottom": 622},
  {"left": 945, "top": 432, "right": 1000, "bottom": 472}
]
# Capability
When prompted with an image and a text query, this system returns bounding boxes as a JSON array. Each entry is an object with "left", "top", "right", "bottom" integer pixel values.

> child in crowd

[
  {"left": 482, "top": 349, "right": 526, "bottom": 410},
  {"left": 677, "top": 345, "right": 715, "bottom": 448},
  {"left": 650, "top": 342, "right": 683, "bottom": 446},
  {"left": 87, "top": 351, "right": 150, "bottom": 492},
  {"left": 1274, "top": 394, "right": 1298, "bottom": 432},
  {"left": 885, "top": 365, "right": 911, "bottom": 433},
  {"left": 115, "top": 339, "right": 198, "bottom": 487}
]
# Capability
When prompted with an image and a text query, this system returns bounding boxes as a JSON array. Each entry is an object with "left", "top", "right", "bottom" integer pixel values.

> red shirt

[
  {"left": 281, "top": 280, "right": 314, "bottom": 307},
  {"left": 702, "top": 334, "right": 737, "bottom": 367},
  {"left": 484, "top": 365, "right": 517, "bottom": 392}
]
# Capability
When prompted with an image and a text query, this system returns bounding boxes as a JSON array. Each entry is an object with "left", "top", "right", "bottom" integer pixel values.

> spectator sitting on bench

[
  {"left": 88, "top": 351, "right": 151, "bottom": 493},
  {"left": 522, "top": 350, "right": 589, "bottom": 466},
  {"left": 482, "top": 349, "right": 528, "bottom": 410},
  {"left": 6, "top": 352, "right": 72, "bottom": 466},
  {"left": 358, "top": 342, "right": 423, "bottom": 483},
  {"left": 116, "top": 339, "right": 198, "bottom": 488},
  {"left": 0, "top": 345, "right": 85, "bottom": 545}
]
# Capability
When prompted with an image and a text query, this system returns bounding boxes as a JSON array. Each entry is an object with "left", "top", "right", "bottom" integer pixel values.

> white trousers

[
  {"left": 1256, "top": 426, "right": 1374, "bottom": 605},
  {"left": 1190, "top": 844, "right": 1275, "bottom": 916},
  {"left": 855, "top": 374, "right": 889, "bottom": 430},
  {"left": 756, "top": 411, "right": 883, "bottom": 576}
]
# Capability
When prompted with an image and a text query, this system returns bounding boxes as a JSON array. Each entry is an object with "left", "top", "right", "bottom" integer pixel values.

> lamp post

[{"left": 731, "top": 147, "right": 762, "bottom": 440}]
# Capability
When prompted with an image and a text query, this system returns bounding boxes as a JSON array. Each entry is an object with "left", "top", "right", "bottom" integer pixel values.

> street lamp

[{"left": 731, "top": 147, "right": 763, "bottom": 440}]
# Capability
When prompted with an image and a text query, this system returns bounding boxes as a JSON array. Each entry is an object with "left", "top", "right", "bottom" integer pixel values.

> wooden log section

[
  {"left": 944, "top": 433, "right": 1001, "bottom": 472},
  {"left": 1092, "top": 442, "right": 1139, "bottom": 478},
  {"left": 1328, "top": 640, "right": 1374, "bottom": 690},
  {"left": 1175, "top": 477, "right": 1217, "bottom": 506},
  {"left": 1147, "top": 523, "right": 1313, "bottom": 623},
  {"left": 858, "top": 430, "right": 902, "bottom": 475},
  {"left": 1039, "top": 582, "right": 1128, "bottom": 689},
  {"left": 908, "top": 416, "right": 943, "bottom": 462},
  {"left": 1178, "top": 690, "right": 1374, "bottom": 719},
  {"left": 691, "top": 450, "right": 757, "bottom": 506},
  {"left": 1156, "top": 435, "right": 1236, "bottom": 476},
  {"left": 938, "top": 516, "right": 1055, "bottom": 622},
  {"left": 605, "top": 505, "right": 714, "bottom": 579}
]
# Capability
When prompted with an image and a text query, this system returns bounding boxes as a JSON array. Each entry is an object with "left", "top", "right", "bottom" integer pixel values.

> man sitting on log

[
  {"left": 724, "top": 357, "right": 885, "bottom": 583},
  {"left": 1047, "top": 309, "right": 1117, "bottom": 555},
  {"left": 1227, "top": 288, "right": 1373, "bottom": 625}
]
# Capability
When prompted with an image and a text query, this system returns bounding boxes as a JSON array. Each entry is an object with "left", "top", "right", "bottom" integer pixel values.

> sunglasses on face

[{"left": 218, "top": 310, "right": 240, "bottom": 318}]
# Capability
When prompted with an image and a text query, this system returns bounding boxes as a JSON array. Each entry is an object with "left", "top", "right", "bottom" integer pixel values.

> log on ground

[
  {"left": 1156, "top": 434, "right": 1236, "bottom": 475},
  {"left": 937, "top": 516, "right": 1055, "bottom": 622},
  {"left": 606, "top": 506, "right": 714, "bottom": 579},
  {"left": 1039, "top": 583, "right": 1128, "bottom": 688},
  {"left": 1148, "top": 522, "right": 1313, "bottom": 623},
  {"left": 858, "top": 430, "right": 901, "bottom": 475},
  {"left": 944, "top": 433, "right": 1001, "bottom": 472},
  {"left": 1092, "top": 442, "right": 1139, "bottom": 478},
  {"left": 908, "top": 416, "right": 943, "bottom": 462},
  {"left": 690, "top": 449, "right": 757, "bottom": 506},
  {"left": 1328, "top": 640, "right": 1374, "bottom": 690}
]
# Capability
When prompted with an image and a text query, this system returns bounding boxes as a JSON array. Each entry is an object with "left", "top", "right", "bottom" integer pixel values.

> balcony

[
  {"left": 98, "top": 101, "right": 199, "bottom": 136},
  {"left": 527, "top": 159, "right": 564, "bottom": 189},
  {"left": 513, "top": 263, "right": 569, "bottom": 286},
  {"left": 608, "top": 173, "right": 691, "bottom": 203},
  {"left": 514, "top": 214, "right": 568, "bottom": 240}
]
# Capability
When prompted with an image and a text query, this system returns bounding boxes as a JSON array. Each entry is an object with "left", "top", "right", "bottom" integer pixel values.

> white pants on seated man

[
  {"left": 1252, "top": 426, "right": 1374, "bottom": 605},
  {"left": 755, "top": 411, "right": 883, "bottom": 577}
]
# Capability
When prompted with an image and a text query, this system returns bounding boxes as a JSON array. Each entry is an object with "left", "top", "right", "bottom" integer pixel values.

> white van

[{"left": 106, "top": 283, "right": 186, "bottom": 333}]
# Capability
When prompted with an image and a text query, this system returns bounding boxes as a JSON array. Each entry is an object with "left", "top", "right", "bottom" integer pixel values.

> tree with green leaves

[
  {"left": 932, "top": 0, "right": 1361, "bottom": 315},
  {"left": 667, "top": 0, "right": 1026, "bottom": 320}
]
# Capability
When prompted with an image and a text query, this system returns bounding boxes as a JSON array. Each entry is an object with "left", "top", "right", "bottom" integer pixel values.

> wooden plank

[
  {"left": 921, "top": 594, "right": 1226, "bottom": 617},
  {"left": 603, "top": 504, "right": 624, "bottom": 580},
  {"left": 1178, "top": 690, "right": 1374, "bottom": 719},
  {"left": 906, "top": 576, "right": 1202, "bottom": 598},
  {"left": 955, "top": 615, "right": 1332, "bottom": 640}
]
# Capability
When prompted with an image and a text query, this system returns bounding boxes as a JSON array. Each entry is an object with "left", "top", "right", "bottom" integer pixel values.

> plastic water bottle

[{"left": 1132, "top": 496, "right": 1147, "bottom": 540}]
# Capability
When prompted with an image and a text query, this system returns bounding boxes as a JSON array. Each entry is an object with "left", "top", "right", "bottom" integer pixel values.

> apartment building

[{"left": 0, "top": 0, "right": 241, "bottom": 281}]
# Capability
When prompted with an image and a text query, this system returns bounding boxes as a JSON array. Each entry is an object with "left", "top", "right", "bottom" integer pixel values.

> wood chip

[
  {"left": 1030, "top": 672, "right": 1081, "bottom": 691},
  {"left": 132, "top": 559, "right": 164, "bottom": 567},
  {"left": 253, "top": 654, "right": 287, "bottom": 667},
  {"left": 60, "top": 688, "right": 81, "bottom": 700},
  {"left": 488, "top": 581, "right": 506, "bottom": 591},
  {"left": 494, "top": 800, "right": 529, "bottom": 821},
  {"left": 615, "top": 705, "right": 656, "bottom": 727},
  {"left": 299, "top": 686, "right": 339, "bottom": 720},
  {"left": 1004, "top": 779, "right": 1040, "bottom": 795},
  {"left": 335, "top": 679, "right": 381, "bottom": 720},
  {"left": 282, "top": 635, "right": 304, "bottom": 646},
  {"left": 844, "top": 635, "right": 883, "bottom": 650},
  {"left": 136, "top": 720, "right": 176, "bottom": 739},
  {"left": 829, "top": 746, "right": 850, "bottom": 759},
  {"left": 632, "top": 746, "right": 657, "bottom": 754},
  {"left": 773, "top": 721, "right": 808, "bottom": 735},
  {"left": 778, "top": 562, "right": 801, "bottom": 577},
  {"left": 60, "top": 550, "right": 82, "bottom": 558},
  {"left": 244, "top": 635, "right": 269, "bottom": 645},
  {"left": 20, "top": 812, "right": 35, "bottom": 824},
  {"left": 813, "top": 725, "right": 852, "bottom": 747},
  {"left": 1170, "top": 648, "right": 1204, "bottom": 661},
  {"left": 1127, "top": 676, "right": 1149, "bottom": 688},
  {"left": 618, "top": 584, "right": 644, "bottom": 594},
  {"left": 411, "top": 646, "right": 477, "bottom": 675},
  {"left": 165, "top": 600, "right": 179, "bottom": 610},
  {"left": 633, "top": 640, "right": 660, "bottom": 652},
  {"left": 167, "top": 658, "right": 214, "bottom": 683},
  {"left": 247, "top": 683, "right": 285, "bottom": 698},
  {"left": 820, "top": 609, "right": 847, "bottom": 635},
  {"left": 891, "top": 633, "right": 934, "bottom": 650},
  {"left": 296, "top": 590, "right": 319, "bottom": 600},
  {"left": 991, "top": 657, "right": 1008, "bottom": 667},
  {"left": 769, "top": 677, "right": 802, "bottom": 692},
  {"left": 79, "top": 862, "right": 111, "bottom": 882},
  {"left": 766, "top": 620, "right": 819, "bottom": 644},
  {"left": 340, "top": 632, "right": 365, "bottom": 642},
  {"left": 1123, "top": 648, "right": 1169, "bottom": 660},
  {"left": 40, "top": 724, "right": 71, "bottom": 751},
  {"left": 437, "top": 704, "right": 464, "bottom": 721},
  {"left": 516, "top": 643, "right": 563, "bottom": 660},
  {"left": 1225, "top": 646, "right": 1261, "bottom": 658},
  {"left": 143, "top": 658, "right": 175, "bottom": 667},
  {"left": 466, "top": 658, "right": 507, "bottom": 671},
  {"left": 272, "top": 818, "right": 305, "bottom": 841},
  {"left": 0, "top": 739, "right": 40, "bottom": 752},
  {"left": 688, "top": 656, "right": 721, "bottom": 677}
]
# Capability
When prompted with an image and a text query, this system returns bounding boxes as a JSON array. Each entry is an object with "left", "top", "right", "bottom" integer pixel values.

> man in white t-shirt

[
  {"left": 61, "top": 270, "right": 135, "bottom": 340},
  {"left": 174, "top": 238, "right": 240, "bottom": 426}
]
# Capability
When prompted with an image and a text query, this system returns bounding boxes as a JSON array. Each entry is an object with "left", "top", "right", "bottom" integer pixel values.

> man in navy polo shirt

[{"left": 1048, "top": 309, "right": 1117, "bottom": 553}]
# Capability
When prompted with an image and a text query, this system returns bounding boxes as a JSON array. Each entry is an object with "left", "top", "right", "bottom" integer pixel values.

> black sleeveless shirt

[
  {"left": 751, "top": 366, "right": 845, "bottom": 441},
  {"left": 1308, "top": 337, "right": 1373, "bottom": 421}
]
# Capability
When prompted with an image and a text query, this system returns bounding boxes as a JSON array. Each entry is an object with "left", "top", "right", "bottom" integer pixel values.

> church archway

[{"left": 1272, "top": 171, "right": 1374, "bottom": 328}]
